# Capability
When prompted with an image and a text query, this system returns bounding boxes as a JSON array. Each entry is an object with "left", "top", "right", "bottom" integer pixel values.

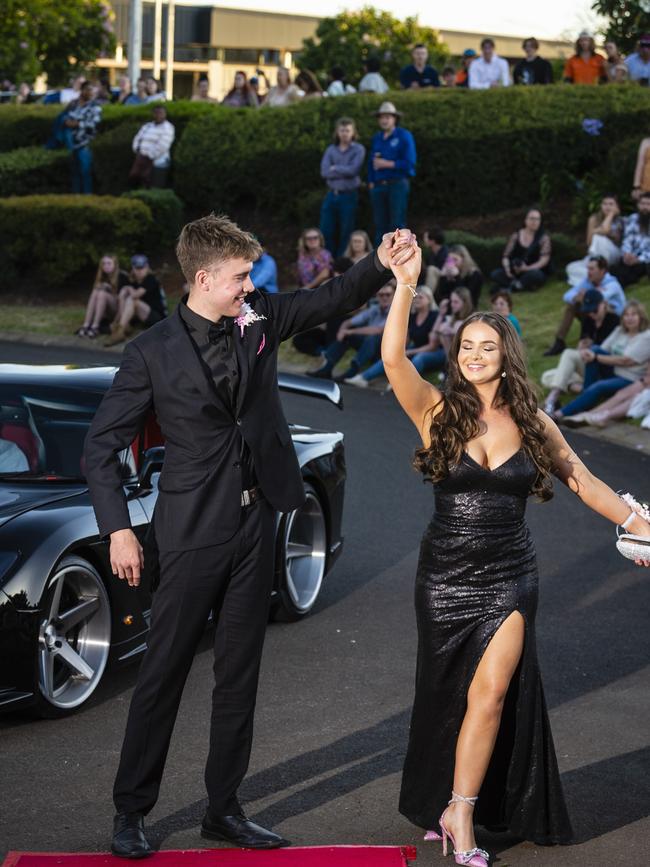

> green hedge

[
  {"left": 0, "top": 194, "right": 152, "bottom": 291},
  {"left": 445, "top": 230, "right": 582, "bottom": 275},
  {"left": 174, "top": 86, "right": 650, "bottom": 219},
  {"left": 121, "top": 188, "right": 185, "bottom": 248},
  {"left": 0, "top": 101, "right": 219, "bottom": 153},
  {"left": 0, "top": 146, "right": 70, "bottom": 196},
  {"left": 91, "top": 120, "right": 142, "bottom": 194}
]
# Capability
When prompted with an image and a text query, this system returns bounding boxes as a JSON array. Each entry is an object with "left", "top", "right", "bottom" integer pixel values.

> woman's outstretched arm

[
  {"left": 383, "top": 237, "right": 442, "bottom": 442},
  {"left": 539, "top": 410, "right": 650, "bottom": 566}
]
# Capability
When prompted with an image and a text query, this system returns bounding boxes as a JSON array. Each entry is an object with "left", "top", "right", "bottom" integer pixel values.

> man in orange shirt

[{"left": 564, "top": 31, "right": 607, "bottom": 84}]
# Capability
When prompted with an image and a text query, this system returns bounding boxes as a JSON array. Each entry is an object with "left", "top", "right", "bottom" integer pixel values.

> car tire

[
  {"left": 272, "top": 483, "right": 328, "bottom": 622},
  {"left": 34, "top": 555, "right": 112, "bottom": 718}
]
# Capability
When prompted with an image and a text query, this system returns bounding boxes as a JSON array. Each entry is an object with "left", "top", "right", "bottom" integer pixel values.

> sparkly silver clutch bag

[
  {"left": 616, "top": 529, "right": 650, "bottom": 561},
  {"left": 616, "top": 492, "right": 650, "bottom": 561}
]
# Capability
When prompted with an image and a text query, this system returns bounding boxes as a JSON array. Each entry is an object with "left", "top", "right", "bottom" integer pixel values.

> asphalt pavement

[{"left": 0, "top": 341, "right": 649, "bottom": 866}]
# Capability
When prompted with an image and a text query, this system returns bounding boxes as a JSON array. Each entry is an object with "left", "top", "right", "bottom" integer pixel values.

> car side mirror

[{"left": 139, "top": 446, "right": 165, "bottom": 489}]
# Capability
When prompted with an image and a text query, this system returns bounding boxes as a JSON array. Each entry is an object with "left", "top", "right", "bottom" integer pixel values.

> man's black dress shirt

[{"left": 179, "top": 298, "right": 256, "bottom": 490}]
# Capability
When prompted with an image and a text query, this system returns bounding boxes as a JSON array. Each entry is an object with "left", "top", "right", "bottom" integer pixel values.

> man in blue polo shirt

[
  {"left": 399, "top": 44, "right": 440, "bottom": 89},
  {"left": 367, "top": 102, "right": 417, "bottom": 246}
]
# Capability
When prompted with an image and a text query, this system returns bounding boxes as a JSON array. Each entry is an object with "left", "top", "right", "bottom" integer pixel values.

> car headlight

[{"left": 0, "top": 552, "right": 19, "bottom": 588}]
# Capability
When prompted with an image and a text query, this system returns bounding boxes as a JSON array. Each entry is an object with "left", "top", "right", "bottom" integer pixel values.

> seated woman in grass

[
  {"left": 75, "top": 253, "right": 130, "bottom": 339},
  {"left": 562, "top": 364, "right": 650, "bottom": 427},
  {"left": 297, "top": 228, "right": 334, "bottom": 289},
  {"left": 433, "top": 244, "right": 484, "bottom": 308},
  {"left": 553, "top": 300, "right": 650, "bottom": 420},
  {"left": 105, "top": 254, "right": 168, "bottom": 346},
  {"left": 344, "top": 285, "right": 437, "bottom": 387},
  {"left": 343, "top": 230, "right": 373, "bottom": 264},
  {"left": 405, "top": 287, "right": 474, "bottom": 379},
  {"left": 491, "top": 208, "right": 552, "bottom": 293}
]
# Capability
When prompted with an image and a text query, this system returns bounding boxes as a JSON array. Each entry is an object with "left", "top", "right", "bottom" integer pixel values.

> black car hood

[{"left": 0, "top": 484, "right": 86, "bottom": 528}]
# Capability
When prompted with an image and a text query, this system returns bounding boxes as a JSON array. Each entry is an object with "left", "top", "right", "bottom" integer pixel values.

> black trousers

[
  {"left": 113, "top": 498, "right": 275, "bottom": 816},
  {"left": 611, "top": 261, "right": 648, "bottom": 288}
]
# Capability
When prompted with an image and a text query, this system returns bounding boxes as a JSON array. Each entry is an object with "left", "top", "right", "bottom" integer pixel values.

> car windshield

[{"left": 0, "top": 383, "right": 134, "bottom": 482}]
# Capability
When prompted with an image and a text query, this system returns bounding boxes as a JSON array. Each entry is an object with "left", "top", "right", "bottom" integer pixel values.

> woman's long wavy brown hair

[{"left": 413, "top": 312, "right": 554, "bottom": 501}]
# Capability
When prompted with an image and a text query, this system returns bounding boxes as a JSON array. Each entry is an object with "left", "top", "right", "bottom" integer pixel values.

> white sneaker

[
  {"left": 344, "top": 374, "right": 369, "bottom": 388},
  {"left": 585, "top": 411, "right": 609, "bottom": 427},
  {"left": 563, "top": 412, "right": 590, "bottom": 426}
]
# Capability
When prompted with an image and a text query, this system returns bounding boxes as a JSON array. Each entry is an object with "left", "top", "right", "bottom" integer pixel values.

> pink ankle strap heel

[{"left": 438, "top": 791, "right": 490, "bottom": 867}]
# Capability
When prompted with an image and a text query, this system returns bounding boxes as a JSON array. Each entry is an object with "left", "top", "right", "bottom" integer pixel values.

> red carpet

[{"left": 2, "top": 847, "right": 417, "bottom": 867}]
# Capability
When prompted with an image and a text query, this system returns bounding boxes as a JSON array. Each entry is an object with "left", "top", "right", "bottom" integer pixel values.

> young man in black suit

[{"left": 84, "top": 214, "right": 415, "bottom": 857}]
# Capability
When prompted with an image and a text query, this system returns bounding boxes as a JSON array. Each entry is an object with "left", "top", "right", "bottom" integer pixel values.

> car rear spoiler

[{"left": 277, "top": 372, "right": 343, "bottom": 409}]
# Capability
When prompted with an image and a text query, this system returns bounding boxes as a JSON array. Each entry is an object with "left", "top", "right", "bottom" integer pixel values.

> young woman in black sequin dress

[{"left": 383, "top": 234, "right": 650, "bottom": 865}]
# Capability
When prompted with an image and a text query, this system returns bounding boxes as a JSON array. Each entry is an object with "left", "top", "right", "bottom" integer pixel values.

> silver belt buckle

[{"left": 241, "top": 489, "right": 251, "bottom": 507}]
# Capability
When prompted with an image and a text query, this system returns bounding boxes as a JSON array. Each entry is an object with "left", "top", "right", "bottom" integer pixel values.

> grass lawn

[{"left": 2, "top": 279, "right": 650, "bottom": 389}]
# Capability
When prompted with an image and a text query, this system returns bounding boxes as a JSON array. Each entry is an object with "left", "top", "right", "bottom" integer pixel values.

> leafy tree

[
  {"left": 593, "top": 0, "right": 650, "bottom": 52},
  {"left": 298, "top": 6, "right": 449, "bottom": 88},
  {"left": 0, "top": 0, "right": 116, "bottom": 86}
]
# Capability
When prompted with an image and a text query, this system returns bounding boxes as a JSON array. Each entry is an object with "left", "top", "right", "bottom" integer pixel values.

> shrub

[
  {"left": 174, "top": 86, "right": 650, "bottom": 220},
  {"left": 445, "top": 230, "right": 582, "bottom": 276},
  {"left": 92, "top": 120, "right": 142, "bottom": 194},
  {"left": 121, "top": 188, "right": 185, "bottom": 247},
  {"left": 0, "top": 146, "right": 69, "bottom": 196},
  {"left": 0, "top": 194, "right": 152, "bottom": 291},
  {"left": 0, "top": 101, "right": 219, "bottom": 153}
]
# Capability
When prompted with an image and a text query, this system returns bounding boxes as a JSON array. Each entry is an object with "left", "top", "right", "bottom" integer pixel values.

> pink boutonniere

[{"left": 234, "top": 302, "right": 266, "bottom": 337}]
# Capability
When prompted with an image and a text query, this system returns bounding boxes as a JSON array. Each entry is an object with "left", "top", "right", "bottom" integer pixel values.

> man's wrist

[{"left": 110, "top": 527, "right": 134, "bottom": 540}]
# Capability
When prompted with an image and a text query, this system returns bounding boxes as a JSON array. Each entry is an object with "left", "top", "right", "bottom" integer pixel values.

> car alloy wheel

[
  {"left": 274, "top": 484, "right": 327, "bottom": 621},
  {"left": 37, "top": 556, "right": 111, "bottom": 714}
]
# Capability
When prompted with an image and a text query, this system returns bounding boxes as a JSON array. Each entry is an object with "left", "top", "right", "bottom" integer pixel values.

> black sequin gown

[{"left": 399, "top": 447, "right": 573, "bottom": 845}]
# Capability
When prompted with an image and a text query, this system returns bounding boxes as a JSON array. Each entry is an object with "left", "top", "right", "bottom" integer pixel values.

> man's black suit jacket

[{"left": 84, "top": 252, "right": 391, "bottom": 552}]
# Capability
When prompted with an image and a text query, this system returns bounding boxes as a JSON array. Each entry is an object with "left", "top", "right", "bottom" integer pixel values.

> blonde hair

[
  {"left": 343, "top": 230, "right": 372, "bottom": 259},
  {"left": 450, "top": 287, "right": 474, "bottom": 322},
  {"left": 176, "top": 213, "right": 262, "bottom": 285},
  {"left": 623, "top": 299, "right": 650, "bottom": 333},
  {"left": 448, "top": 244, "right": 480, "bottom": 278},
  {"left": 416, "top": 285, "right": 435, "bottom": 309},
  {"left": 93, "top": 254, "right": 121, "bottom": 294},
  {"left": 298, "top": 227, "right": 325, "bottom": 256}
]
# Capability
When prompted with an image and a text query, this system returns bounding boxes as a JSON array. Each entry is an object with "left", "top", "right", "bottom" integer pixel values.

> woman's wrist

[
  {"left": 397, "top": 282, "right": 417, "bottom": 297},
  {"left": 626, "top": 514, "right": 650, "bottom": 536}
]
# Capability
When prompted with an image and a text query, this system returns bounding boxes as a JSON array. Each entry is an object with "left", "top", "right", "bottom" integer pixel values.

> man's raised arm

[{"left": 260, "top": 232, "right": 416, "bottom": 342}]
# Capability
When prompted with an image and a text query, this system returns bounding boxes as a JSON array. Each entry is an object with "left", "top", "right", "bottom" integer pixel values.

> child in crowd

[{"left": 491, "top": 290, "right": 522, "bottom": 336}]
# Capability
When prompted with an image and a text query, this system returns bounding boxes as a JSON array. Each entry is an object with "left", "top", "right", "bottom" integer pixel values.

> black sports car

[{"left": 0, "top": 364, "right": 346, "bottom": 717}]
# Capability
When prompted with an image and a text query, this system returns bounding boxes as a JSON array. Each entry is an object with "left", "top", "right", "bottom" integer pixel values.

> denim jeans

[
  {"left": 490, "top": 267, "right": 547, "bottom": 292},
  {"left": 361, "top": 348, "right": 447, "bottom": 381},
  {"left": 370, "top": 179, "right": 410, "bottom": 247},
  {"left": 72, "top": 146, "right": 93, "bottom": 194},
  {"left": 561, "top": 346, "right": 631, "bottom": 415},
  {"left": 561, "top": 376, "right": 631, "bottom": 416},
  {"left": 324, "top": 334, "right": 382, "bottom": 371},
  {"left": 320, "top": 190, "right": 359, "bottom": 257}
]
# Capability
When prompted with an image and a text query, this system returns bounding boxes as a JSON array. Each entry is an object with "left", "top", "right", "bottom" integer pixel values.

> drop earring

[{"left": 501, "top": 371, "right": 507, "bottom": 378}]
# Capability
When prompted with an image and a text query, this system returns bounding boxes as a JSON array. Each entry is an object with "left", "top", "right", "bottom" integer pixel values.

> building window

[
  {"left": 223, "top": 48, "right": 260, "bottom": 64},
  {"left": 260, "top": 49, "right": 281, "bottom": 65}
]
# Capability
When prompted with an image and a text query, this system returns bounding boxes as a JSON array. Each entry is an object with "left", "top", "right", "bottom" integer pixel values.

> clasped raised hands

[{"left": 378, "top": 228, "right": 422, "bottom": 285}]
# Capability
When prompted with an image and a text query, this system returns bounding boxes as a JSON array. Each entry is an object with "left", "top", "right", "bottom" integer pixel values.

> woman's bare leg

[
  {"left": 443, "top": 611, "right": 525, "bottom": 852},
  {"left": 91, "top": 292, "right": 117, "bottom": 329},
  {"left": 82, "top": 289, "right": 101, "bottom": 328}
]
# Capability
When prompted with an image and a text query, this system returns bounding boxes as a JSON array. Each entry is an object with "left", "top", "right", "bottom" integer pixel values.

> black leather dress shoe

[
  {"left": 201, "top": 812, "right": 290, "bottom": 849},
  {"left": 111, "top": 812, "right": 153, "bottom": 859}
]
